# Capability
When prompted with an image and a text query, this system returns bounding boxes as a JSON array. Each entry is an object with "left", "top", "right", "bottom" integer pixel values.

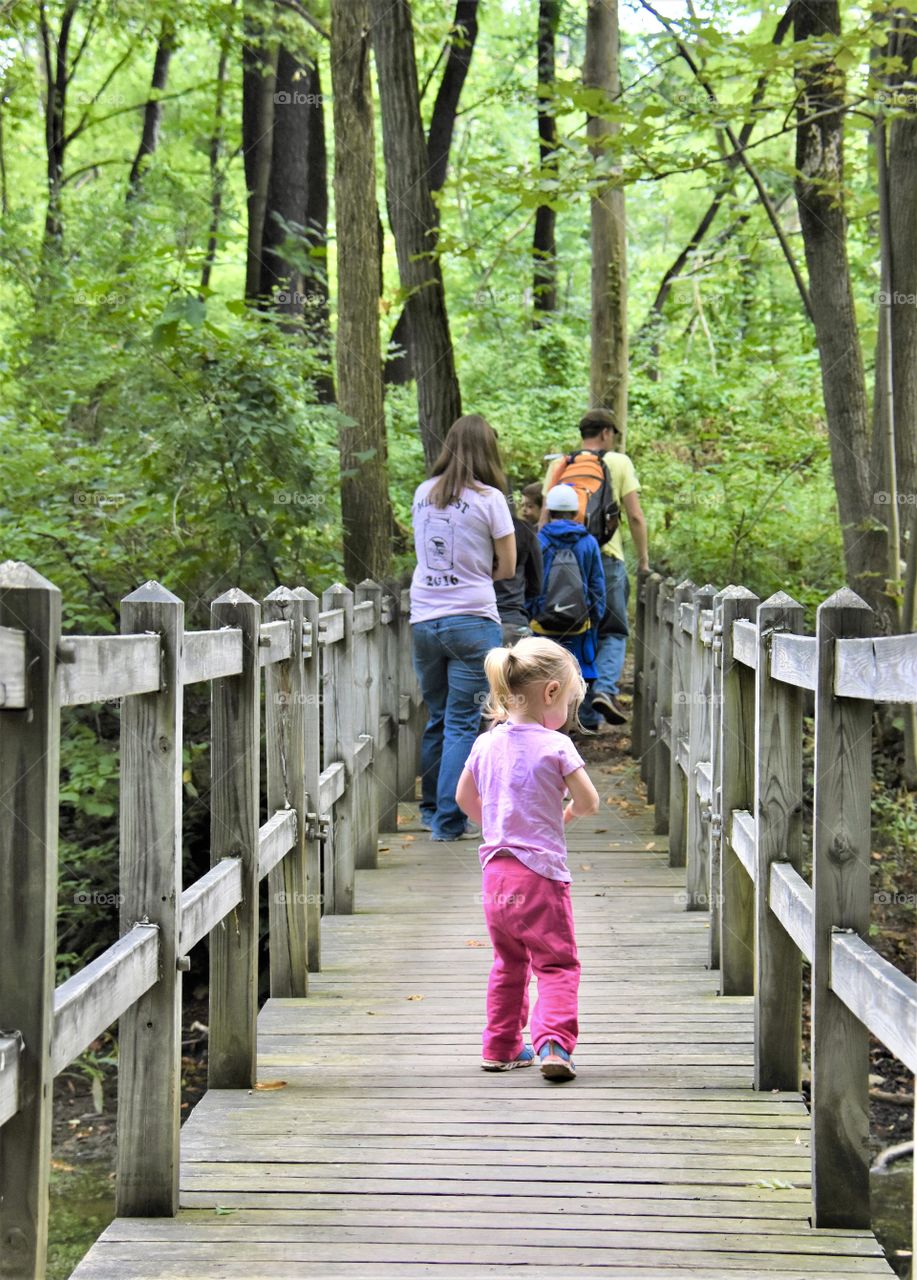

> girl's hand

[{"left": 563, "top": 800, "right": 576, "bottom": 825}]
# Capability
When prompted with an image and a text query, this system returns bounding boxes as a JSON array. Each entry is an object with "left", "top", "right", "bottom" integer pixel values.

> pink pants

[{"left": 480, "top": 855, "right": 580, "bottom": 1061}]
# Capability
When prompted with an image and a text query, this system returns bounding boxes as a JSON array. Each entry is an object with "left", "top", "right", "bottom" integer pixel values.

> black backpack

[{"left": 535, "top": 546, "right": 589, "bottom": 636}]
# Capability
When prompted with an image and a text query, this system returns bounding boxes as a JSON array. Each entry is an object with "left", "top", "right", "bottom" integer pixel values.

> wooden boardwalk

[{"left": 72, "top": 764, "right": 894, "bottom": 1279}]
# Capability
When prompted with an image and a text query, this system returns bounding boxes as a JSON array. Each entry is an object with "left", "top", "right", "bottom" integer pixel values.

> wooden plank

[
  {"left": 258, "top": 618, "right": 292, "bottom": 667},
  {"left": 116, "top": 581, "right": 183, "bottom": 1217},
  {"left": 715, "top": 588, "right": 758, "bottom": 995},
  {"left": 0, "top": 623, "right": 26, "bottom": 707},
  {"left": 398, "top": 588, "right": 422, "bottom": 801},
  {"left": 182, "top": 628, "right": 243, "bottom": 684},
  {"left": 181, "top": 859, "right": 243, "bottom": 952},
  {"left": 353, "top": 733, "right": 373, "bottom": 775},
  {"left": 768, "top": 862, "right": 814, "bottom": 964},
  {"left": 675, "top": 733, "right": 689, "bottom": 775},
  {"left": 638, "top": 573, "right": 660, "bottom": 794},
  {"left": 0, "top": 1035, "right": 19, "bottom": 1128},
  {"left": 58, "top": 633, "right": 161, "bottom": 705},
  {"left": 209, "top": 590, "right": 260, "bottom": 1091},
  {"left": 322, "top": 584, "right": 355, "bottom": 913},
  {"left": 770, "top": 632, "right": 817, "bottom": 691},
  {"left": 730, "top": 810, "right": 756, "bottom": 879},
  {"left": 292, "top": 588, "right": 322, "bottom": 972},
  {"left": 653, "top": 578, "right": 675, "bottom": 836},
  {"left": 731, "top": 619, "right": 758, "bottom": 670},
  {"left": 353, "top": 582, "right": 381, "bottom": 870},
  {"left": 52, "top": 925, "right": 159, "bottom": 1076},
  {"left": 376, "top": 583, "right": 401, "bottom": 832},
  {"left": 830, "top": 930, "right": 917, "bottom": 1072},
  {"left": 264, "top": 586, "right": 310, "bottom": 998},
  {"left": 318, "top": 761, "right": 346, "bottom": 811},
  {"left": 811, "top": 588, "right": 873, "bottom": 1229},
  {"left": 0, "top": 562, "right": 60, "bottom": 1278},
  {"left": 317, "top": 607, "right": 345, "bottom": 646},
  {"left": 678, "top": 600, "right": 693, "bottom": 633},
  {"left": 834, "top": 632, "right": 917, "bottom": 702},
  {"left": 257, "top": 809, "right": 298, "bottom": 881},
  {"left": 695, "top": 759, "right": 712, "bottom": 804},
  {"left": 352, "top": 600, "right": 375, "bottom": 634},
  {"left": 754, "top": 593, "right": 804, "bottom": 1094}
]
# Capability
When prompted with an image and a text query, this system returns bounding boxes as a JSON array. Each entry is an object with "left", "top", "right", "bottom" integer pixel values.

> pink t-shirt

[
  {"left": 465, "top": 722, "right": 586, "bottom": 882},
  {"left": 409, "top": 479, "right": 514, "bottom": 624}
]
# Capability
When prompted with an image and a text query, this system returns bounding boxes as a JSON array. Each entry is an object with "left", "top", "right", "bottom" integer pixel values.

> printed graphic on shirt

[{"left": 424, "top": 513, "right": 454, "bottom": 571}]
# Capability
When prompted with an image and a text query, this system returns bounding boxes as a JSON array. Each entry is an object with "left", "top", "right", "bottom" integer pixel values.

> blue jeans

[
  {"left": 412, "top": 615, "right": 502, "bottom": 839},
  {"left": 580, "top": 556, "right": 629, "bottom": 728}
]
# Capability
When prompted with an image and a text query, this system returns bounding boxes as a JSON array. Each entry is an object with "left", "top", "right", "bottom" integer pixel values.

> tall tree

[
  {"left": 372, "top": 0, "right": 462, "bottom": 466},
  {"left": 126, "top": 19, "right": 176, "bottom": 198},
  {"left": 241, "top": 12, "right": 277, "bottom": 302},
  {"left": 533, "top": 0, "right": 560, "bottom": 322},
  {"left": 330, "top": 0, "right": 392, "bottom": 581},
  {"left": 200, "top": 25, "right": 232, "bottom": 293},
  {"left": 384, "top": 0, "right": 478, "bottom": 387},
  {"left": 39, "top": 0, "right": 78, "bottom": 248},
  {"left": 584, "top": 0, "right": 627, "bottom": 431}
]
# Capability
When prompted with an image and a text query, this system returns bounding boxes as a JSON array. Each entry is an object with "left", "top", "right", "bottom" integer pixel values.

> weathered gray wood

[
  {"left": 731, "top": 619, "right": 758, "bottom": 670},
  {"left": 729, "top": 810, "right": 756, "bottom": 879},
  {"left": 0, "top": 1036, "right": 19, "bottom": 1129},
  {"left": 182, "top": 628, "right": 243, "bottom": 684},
  {"left": 695, "top": 760, "right": 712, "bottom": 803},
  {"left": 0, "top": 622, "right": 26, "bottom": 708},
  {"left": 830, "top": 931, "right": 917, "bottom": 1073},
  {"left": 257, "top": 810, "right": 298, "bottom": 881},
  {"left": 116, "top": 581, "right": 183, "bottom": 1216},
  {"left": 834, "top": 632, "right": 917, "bottom": 702},
  {"left": 754, "top": 592, "right": 805, "bottom": 1094},
  {"left": 632, "top": 571, "right": 649, "bottom": 764},
  {"left": 0, "top": 562, "right": 60, "bottom": 1277},
  {"left": 264, "top": 587, "right": 309, "bottom": 998},
  {"left": 678, "top": 600, "right": 693, "bottom": 633},
  {"left": 639, "top": 573, "right": 661, "bottom": 796},
  {"left": 52, "top": 924, "right": 159, "bottom": 1076},
  {"left": 292, "top": 588, "right": 322, "bottom": 972},
  {"left": 653, "top": 579, "right": 675, "bottom": 836},
  {"left": 768, "top": 862, "right": 814, "bottom": 964},
  {"left": 667, "top": 581, "right": 695, "bottom": 867},
  {"left": 398, "top": 586, "right": 422, "bottom": 802},
  {"left": 770, "top": 632, "right": 817, "bottom": 691},
  {"left": 811, "top": 589, "right": 873, "bottom": 1229},
  {"left": 714, "top": 588, "right": 758, "bottom": 995},
  {"left": 181, "top": 859, "right": 243, "bottom": 952},
  {"left": 353, "top": 582, "right": 381, "bottom": 870},
  {"left": 318, "top": 761, "right": 346, "bottom": 811},
  {"left": 58, "top": 633, "right": 161, "bottom": 705},
  {"left": 685, "top": 585, "right": 717, "bottom": 912},
  {"left": 317, "top": 607, "right": 345, "bottom": 646},
  {"left": 322, "top": 584, "right": 355, "bottom": 914},
  {"left": 377, "top": 583, "right": 401, "bottom": 832},
  {"left": 258, "top": 618, "right": 293, "bottom": 666},
  {"left": 209, "top": 590, "right": 260, "bottom": 1089}
]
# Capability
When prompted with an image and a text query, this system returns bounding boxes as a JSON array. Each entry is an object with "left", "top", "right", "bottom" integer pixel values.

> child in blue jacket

[{"left": 531, "top": 485, "right": 606, "bottom": 681}]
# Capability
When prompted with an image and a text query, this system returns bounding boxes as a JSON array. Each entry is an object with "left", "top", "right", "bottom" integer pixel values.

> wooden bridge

[{"left": 0, "top": 560, "right": 914, "bottom": 1277}]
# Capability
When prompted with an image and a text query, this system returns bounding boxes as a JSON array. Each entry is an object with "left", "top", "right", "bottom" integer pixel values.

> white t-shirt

[{"left": 409, "top": 479, "right": 514, "bottom": 624}]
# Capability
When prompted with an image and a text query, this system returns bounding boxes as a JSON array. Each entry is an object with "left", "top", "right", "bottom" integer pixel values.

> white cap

[{"left": 545, "top": 484, "right": 580, "bottom": 513}]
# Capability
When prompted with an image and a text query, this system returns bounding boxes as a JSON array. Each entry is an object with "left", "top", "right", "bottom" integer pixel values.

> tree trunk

[
  {"left": 242, "top": 12, "right": 277, "bottom": 302},
  {"left": 383, "top": 0, "right": 477, "bottom": 389},
  {"left": 41, "top": 2, "right": 78, "bottom": 249},
  {"left": 331, "top": 0, "right": 392, "bottom": 581},
  {"left": 200, "top": 29, "right": 232, "bottom": 293},
  {"left": 793, "top": 0, "right": 889, "bottom": 618},
  {"left": 533, "top": 0, "right": 559, "bottom": 323},
  {"left": 127, "top": 20, "right": 176, "bottom": 198},
  {"left": 584, "top": 0, "right": 627, "bottom": 432}
]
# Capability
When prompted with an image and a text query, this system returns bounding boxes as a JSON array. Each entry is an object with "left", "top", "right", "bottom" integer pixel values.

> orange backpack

[{"left": 552, "top": 450, "right": 620, "bottom": 544}]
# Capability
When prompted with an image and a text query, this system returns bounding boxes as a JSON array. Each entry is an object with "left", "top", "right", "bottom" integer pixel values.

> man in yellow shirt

[{"left": 544, "top": 409, "right": 649, "bottom": 728}]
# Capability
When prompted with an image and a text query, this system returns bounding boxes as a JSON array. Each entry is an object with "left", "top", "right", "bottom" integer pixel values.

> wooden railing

[
  {"left": 0, "top": 561, "right": 425, "bottom": 1278},
  {"left": 632, "top": 574, "right": 917, "bottom": 1237}
]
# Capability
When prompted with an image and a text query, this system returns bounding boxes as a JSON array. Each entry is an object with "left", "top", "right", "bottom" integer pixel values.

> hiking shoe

[
  {"left": 432, "top": 821, "right": 481, "bottom": 843},
  {"left": 482, "top": 1045, "right": 535, "bottom": 1072},
  {"left": 538, "top": 1040, "right": 576, "bottom": 1081},
  {"left": 592, "top": 692, "right": 627, "bottom": 725}
]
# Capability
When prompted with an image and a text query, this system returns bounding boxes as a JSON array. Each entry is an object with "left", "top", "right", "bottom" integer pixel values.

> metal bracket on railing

[
  {"left": 305, "top": 811, "right": 331, "bottom": 841},
  {"left": 700, "top": 804, "right": 712, "bottom": 825}
]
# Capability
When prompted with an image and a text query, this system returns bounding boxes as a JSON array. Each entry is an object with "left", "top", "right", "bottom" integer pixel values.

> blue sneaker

[
  {"left": 481, "top": 1045, "right": 535, "bottom": 1072},
  {"left": 538, "top": 1040, "right": 576, "bottom": 1081}
]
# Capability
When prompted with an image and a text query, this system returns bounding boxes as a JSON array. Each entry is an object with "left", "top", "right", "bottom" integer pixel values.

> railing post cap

[
  {"left": 758, "top": 589, "right": 804, "bottom": 613},
  {"left": 0, "top": 560, "right": 60, "bottom": 593},
  {"left": 264, "top": 585, "right": 297, "bottom": 604},
  {"left": 674, "top": 578, "right": 695, "bottom": 593},
  {"left": 122, "top": 580, "right": 182, "bottom": 605},
  {"left": 290, "top": 585, "right": 319, "bottom": 604},
  {"left": 816, "top": 587, "right": 872, "bottom": 615},
  {"left": 715, "top": 584, "right": 757, "bottom": 601},
  {"left": 356, "top": 577, "right": 379, "bottom": 591},
  {"left": 211, "top": 587, "right": 259, "bottom": 608}
]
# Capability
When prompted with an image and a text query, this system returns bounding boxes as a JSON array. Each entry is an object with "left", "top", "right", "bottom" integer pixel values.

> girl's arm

[
  {"left": 563, "top": 766, "right": 600, "bottom": 824},
  {"left": 492, "top": 532, "right": 516, "bottom": 581},
  {"left": 456, "top": 767, "right": 483, "bottom": 824}
]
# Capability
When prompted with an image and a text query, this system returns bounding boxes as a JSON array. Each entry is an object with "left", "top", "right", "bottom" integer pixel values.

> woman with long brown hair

[{"left": 410, "top": 415, "right": 516, "bottom": 841}]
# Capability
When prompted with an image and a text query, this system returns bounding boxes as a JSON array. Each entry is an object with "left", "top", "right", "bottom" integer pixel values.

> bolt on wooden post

[
  {"left": 0, "top": 563, "right": 61, "bottom": 1276},
  {"left": 116, "top": 581, "right": 183, "bottom": 1215}
]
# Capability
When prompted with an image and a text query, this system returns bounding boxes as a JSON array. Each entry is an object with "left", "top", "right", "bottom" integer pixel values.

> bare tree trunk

[
  {"left": 793, "top": 0, "right": 889, "bottom": 618},
  {"left": 331, "top": 0, "right": 392, "bottom": 581},
  {"left": 126, "top": 19, "right": 175, "bottom": 198},
  {"left": 887, "top": 14, "right": 917, "bottom": 517},
  {"left": 41, "top": 1, "right": 78, "bottom": 249},
  {"left": 584, "top": 0, "right": 627, "bottom": 431},
  {"left": 533, "top": 0, "right": 559, "bottom": 323},
  {"left": 200, "top": 28, "right": 232, "bottom": 294},
  {"left": 242, "top": 12, "right": 277, "bottom": 302},
  {"left": 383, "top": 0, "right": 478, "bottom": 389}
]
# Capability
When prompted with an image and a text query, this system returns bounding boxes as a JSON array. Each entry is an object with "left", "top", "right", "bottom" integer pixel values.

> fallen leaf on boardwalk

[
  {"left": 644, "top": 842, "right": 657, "bottom": 850},
  {"left": 378, "top": 846, "right": 390, "bottom": 852},
  {"left": 406, "top": 994, "right": 424, "bottom": 1001},
  {"left": 255, "top": 1080, "right": 287, "bottom": 1091},
  {"left": 51, "top": 1160, "right": 76, "bottom": 1173},
  {"left": 580, "top": 864, "right": 592, "bottom": 871},
  {"left": 465, "top": 939, "right": 483, "bottom": 947},
  {"left": 609, "top": 842, "right": 621, "bottom": 849},
  {"left": 403, "top": 834, "right": 415, "bottom": 843},
  {"left": 594, "top": 828, "right": 608, "bottom": 833},
  {"left": 366, "top": 1011, "right": 376, "bottom": 1015},
  {"left": 215, "top": 1207, "right": 237, "bottom": 1216}
]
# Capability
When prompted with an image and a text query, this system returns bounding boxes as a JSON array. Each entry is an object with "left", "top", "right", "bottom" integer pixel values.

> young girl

[{"left": 456, "top": 638, "right": 600, "bottom": 1082}]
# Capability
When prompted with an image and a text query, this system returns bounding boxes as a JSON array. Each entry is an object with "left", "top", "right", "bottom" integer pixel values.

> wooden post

[
  {"left": 715, "top": 586, "right": 758, "bottom": 995},
  {"left": 377, "top": 583, "right": 401, "bottom": 832},
  {"left": 323, "top": 584, "right": 356, "bottom": 914},
  {"left": 685, "top": 584, "right": 716, "bottom": 909},
  {"left": 753, "top": 592, "right": 805, "bottom": 1092},
  {"left": 354, "top": 581, "right": 381, "bottom": 870},
  {"left": 641, "top": 573, "right": 661, "bottom": 800},
  {"left": 667, "top": 580, "right": 695, "bottom": 867},
  {"left": 811, "top": 589, "right": 873, "bottom": 1228},
  {"left": 264, "top": 586, "right": 308, "bottom": 998},
  {"left": 116, "top": 581, "right": 183, "bottom": 1215},
  {"left": 654, "top": 578, "right": 674, "bottom": 837},
  {"left": 208, "top": 589, "right": 260, "bottom": 1088},
  {"left": 397, "top": 586, "right": 420, "bottom": 803},
  {"left": 632, "top": 569, "right": 648, "bottom": 761},
  {"left": 293, "top": 587, "right": 323, "bottom": 972},
  {"left": 0, "top": 563, "right": 60, "bottom": 1275}
]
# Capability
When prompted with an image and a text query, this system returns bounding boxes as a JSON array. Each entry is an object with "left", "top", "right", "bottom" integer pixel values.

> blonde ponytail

[{"left": 482, "top": 636, "right": 585, "bottom": 723}]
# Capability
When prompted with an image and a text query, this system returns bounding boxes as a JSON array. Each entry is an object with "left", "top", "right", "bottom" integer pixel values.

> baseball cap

[{"left": 545, "top": 484, "right": 580, "bottom": 513}]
